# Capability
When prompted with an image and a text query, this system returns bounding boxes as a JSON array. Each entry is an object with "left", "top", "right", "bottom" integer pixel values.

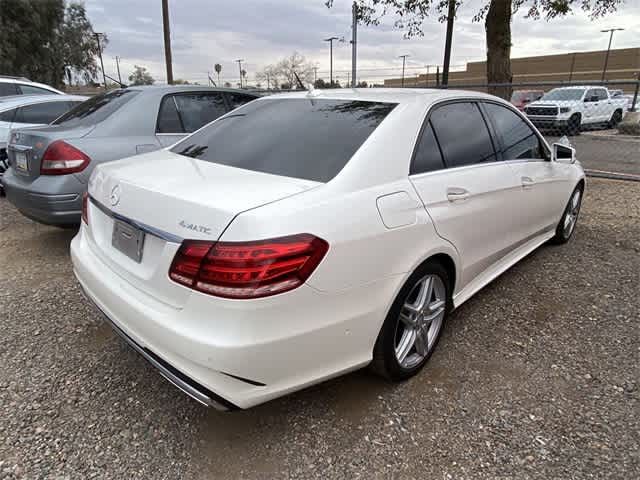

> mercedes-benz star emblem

[{"left": 110, "top": 185, "right": 121, "bottom": 206}]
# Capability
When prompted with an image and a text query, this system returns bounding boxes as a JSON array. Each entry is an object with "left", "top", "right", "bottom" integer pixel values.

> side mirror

[{"left": 553, "top": 141, "right": 576, "bottom": 164}]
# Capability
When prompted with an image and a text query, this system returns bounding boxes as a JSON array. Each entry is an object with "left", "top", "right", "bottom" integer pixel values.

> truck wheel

[
  {"left": 608, "top": 109, "right": 623, "bottom": 129},
  {"left": 567, "top": 114, "right": 581, "bottom": 136}
]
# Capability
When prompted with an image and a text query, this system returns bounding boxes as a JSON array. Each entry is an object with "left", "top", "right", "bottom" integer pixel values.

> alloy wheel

[
  {"left": 394, "top": 274, "right": 446, "bottom": 369},
  {"left": 563, "top": 189, "right": 581, "bottom": 238}
]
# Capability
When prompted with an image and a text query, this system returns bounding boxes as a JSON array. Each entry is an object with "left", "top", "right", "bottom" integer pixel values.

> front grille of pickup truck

[{"left": 525, "top": 106, "right": 558, "bottom": 116}]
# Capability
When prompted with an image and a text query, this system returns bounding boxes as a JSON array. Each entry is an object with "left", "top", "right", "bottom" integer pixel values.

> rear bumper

[
  {"left": 3, "top": 168, "right": 83, "bottom": 226},
  {"left": 70, "top": 224, "right": 401, "bottom": 409}
]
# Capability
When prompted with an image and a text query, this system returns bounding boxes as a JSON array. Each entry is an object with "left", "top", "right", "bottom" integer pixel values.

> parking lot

[{"left": 0, "top": 176, "right": 638, "bottom": 479}]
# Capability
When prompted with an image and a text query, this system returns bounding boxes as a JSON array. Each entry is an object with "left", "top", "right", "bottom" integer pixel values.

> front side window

[
  {"left": 0, "top": 83, "right": 19, "bottom": 97},
  {"left": 171, "top": 98, "right": 397, "bottom": 182},
  {"left": 173, "top": 93, "right": 227, "bottom": 133},
  {"left": 14, "top": 101, "right": 73, "bottom": 124},
  {"left": 429, "top": 102, "right": 497, "bottom": 168},
  {"left": 542, "top": 89, "right": 586, "bottom": 102},
  {"left": 411, "top": 120, "right": 445, "bottom": 175},
  {"left": 226, "top": 92, "right": 257, "bottom": 110},
  {"left": 483, "top": 103, "right": 544, "bottom": 161},
  {"left": 53, "top": 89, "right": 139, "bottom": 127},
  {"left": 595, "top": 89, "right": 608, "bottom": 101}
]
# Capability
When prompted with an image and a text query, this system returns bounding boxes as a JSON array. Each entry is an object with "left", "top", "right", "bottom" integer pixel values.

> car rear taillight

[
  {"left": 40, "top": 141, "right": 90, "bottom": 175},
  {"left": 81, "top": 192, "right": 89, "bottom": 224},
  {"left": 169, "top": 234, "right": 329, "bottom": 299}
]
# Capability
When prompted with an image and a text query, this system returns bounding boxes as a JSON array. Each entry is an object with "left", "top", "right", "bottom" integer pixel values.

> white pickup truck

[{"left": 524, "top": 86, "right": 627, "bottom": 134}]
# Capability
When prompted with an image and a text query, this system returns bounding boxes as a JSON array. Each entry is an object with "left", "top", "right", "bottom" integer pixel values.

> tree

[
  {"left": 173, "top": 78, "right": 190, "bottom": 84},
  {"left": 327, "top": 1, "right": 622, "bottom": 98},
  {"left": 128, "top": 65, "right": 155, "bottom": 85},
  {"left": 356, "top": 80, "right": 369, "bottom": 88},
  {"left": 257, "top": 52, "right": 316, "bottom": 90},
  {"left": 314, "top": 78, "right": 328, "bottom": 88},
  {"left": 214, "top": 63, "right": 222, "bottom": 85},
  {"left": 0, "top": 0, "right": 103, "bottom": 88}
]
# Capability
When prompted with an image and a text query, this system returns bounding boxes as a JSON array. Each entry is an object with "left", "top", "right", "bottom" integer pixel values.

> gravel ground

[{"left": 1, "top": 178, "right": 638, "bottom": 480}]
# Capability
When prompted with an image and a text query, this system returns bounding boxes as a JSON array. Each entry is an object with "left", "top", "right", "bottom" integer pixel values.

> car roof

[
  {"left": 124, "top": 85, "right": 260, "bottom": 96},
  {"left": 0, "top": 77, "right": 64, "bottom": 94},
  {"left": 256, "top": 88, "right": 502, "bottom": 106},
  {"left": 0, "top": 94, "right": 87, "bottom": 111}
]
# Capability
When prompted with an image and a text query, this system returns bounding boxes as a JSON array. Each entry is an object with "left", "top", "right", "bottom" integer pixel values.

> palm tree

[{"left": 214, "top": 63, "right": 222, "bottom": 86}]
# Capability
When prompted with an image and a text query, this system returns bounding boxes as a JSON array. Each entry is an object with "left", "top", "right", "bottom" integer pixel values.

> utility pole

[
  {"left": 600, "top": 28, "right": 624, "bottom": 82},
  {"left": 115, "top": 56, "right": 122, "bottom": 84},
  {"left": 324, "top": 37, "right": 339, "bottom": 86},
  {"left": 398, "top": 54, "right": 409, "bottom": 87},
  {"left": 236, "top": 59, "right": 244, "bottom": 88},
  {"left": 442, "top": 0, "right": 456, "bottom": 87},
  {"left": 162, "top": 0, "right": 173, "bottom": 84},
  {"left": 313, "top": 66, "right": 318, "bottom": 84},
  {"left": 93, "top": 32, "right": 106, "bottom": 89},
  {"left": 351, "top": 1, "right": 358, "bottom": 88}
]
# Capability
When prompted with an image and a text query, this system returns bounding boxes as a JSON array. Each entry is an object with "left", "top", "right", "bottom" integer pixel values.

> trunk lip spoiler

[{"left": 89, "top": 195, "right": 184, "bottom": 244}]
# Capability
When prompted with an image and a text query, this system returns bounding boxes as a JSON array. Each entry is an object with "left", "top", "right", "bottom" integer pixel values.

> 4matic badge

[{"left": 179, "top": 220, "right": 212, "bottom": 235}]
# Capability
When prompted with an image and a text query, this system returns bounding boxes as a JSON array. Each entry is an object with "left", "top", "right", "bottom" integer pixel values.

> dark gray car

[{"left": 3, "top": 85, "right": 258, "bottom": 226}]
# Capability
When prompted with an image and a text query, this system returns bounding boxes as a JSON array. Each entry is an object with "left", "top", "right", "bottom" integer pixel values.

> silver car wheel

[
  {"left": 394, "top": 274, "right": 446, "bottom": 369},
  {"left": 563, "top": 189, "right": 581, "bottom": 238}
]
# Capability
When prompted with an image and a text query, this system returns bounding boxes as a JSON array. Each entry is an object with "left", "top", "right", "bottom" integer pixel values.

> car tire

[
  {"left": 550, "top": 185, "right": 583, "bottom": 245},
  {"left": 371, "top": 261, "right": 451, "bottom": 381},
  {"left": 608, "top": 109, "right": 623, "bottom": 129},
  {"left": 567, "top": 114, "right": 581, "bottom": 136}
]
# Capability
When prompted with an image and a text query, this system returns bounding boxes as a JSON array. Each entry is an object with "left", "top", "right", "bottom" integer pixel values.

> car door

[
  {"left": 155, "top": 91, "right": 228, "bottom": 147},
  {"left": 594, "top": 88, "right": 610, "bottom": 123},
  {"left": 582, "top": 89, "right": 600, "bottom": 124},
  {"left": 409, "top": 101, "right": 524, "bottom": 289},
  {"left": 481, "top": 101, "right": 569, "bottom": 239}
]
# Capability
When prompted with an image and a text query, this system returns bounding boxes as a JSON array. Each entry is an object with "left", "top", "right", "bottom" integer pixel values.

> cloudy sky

[{"left": 86, "top": 0, "right": 639, "bottom": 86}]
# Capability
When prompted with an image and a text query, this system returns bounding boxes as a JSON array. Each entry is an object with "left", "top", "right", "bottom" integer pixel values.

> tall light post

[
  {"left": 398, "top": 54, "right": 409, "bottom": 87},
  {"left": 114, "top": 55, "right": 122, "bottom": 84},
  {"left": 324, "top": 36, "right": 339, "bottom": 86},
  {"left": 600, "top": 28, "right": 624, "bottom": 82},
  {"left": 236, "top": 59, "right": 244, "bottom": 88},
  {"left": 93, "top": 32, "right": 106, "bottom": 89},
  {"left": 351, "top": 1, "right": 358, "bottom": 88}
]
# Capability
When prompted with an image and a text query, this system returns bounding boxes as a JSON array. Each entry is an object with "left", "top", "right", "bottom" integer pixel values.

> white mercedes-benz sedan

[{"left": 71, "top": 88, "right": 585, "bottom": 410}]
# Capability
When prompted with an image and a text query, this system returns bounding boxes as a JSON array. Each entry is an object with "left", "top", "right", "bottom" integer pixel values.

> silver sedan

[{"left": 3, "top": 85, "right": 258, "bottom": 226}]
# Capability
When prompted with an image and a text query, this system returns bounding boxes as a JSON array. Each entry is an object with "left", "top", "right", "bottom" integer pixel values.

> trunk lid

[
  {"left": 85, "top": 150, "right": 320, "bottom": 307},
  {"left": 7, "top": 124, "right": 94, "bottom": 180}
]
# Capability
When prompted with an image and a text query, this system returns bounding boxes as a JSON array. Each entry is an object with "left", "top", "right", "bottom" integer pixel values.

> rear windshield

[
  {"left": 52, "top": 89, "right": 139, "bottom": 127},
  {"left": 170, "top": 98, "right": 397, "bottom": 182}
]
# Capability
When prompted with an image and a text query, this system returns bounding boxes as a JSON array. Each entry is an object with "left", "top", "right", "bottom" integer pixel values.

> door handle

[
  {"left": 521, "top": 176, "right": 535, "bottom": 189},
  {"left": 446, "top": 187, "right": 470, "bottom": 202}
]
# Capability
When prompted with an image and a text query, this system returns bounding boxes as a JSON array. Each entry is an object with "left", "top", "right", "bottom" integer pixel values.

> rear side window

[
  {"left": 18, "top": 84, "right": 55, "bottom": 95},
  {"left": 0, "top": 108, "right": 17, "bottom": 122},
  {"left": 411, "top": 120, "right": 445, "bottom": 175},
  {"left": 14, "top": 101, "right": 73, "bottom": 124},
  {"left": 174, "top": 93, "right": 227, "bottom": 133},
  {"left": 429, "top": 102, "right": 497, "bottom": 168},
  {"left": 0, "top": 83, "right": 19, "bottom": 97},
  {"left": 595, "top": 88, "right": 608, "bottom": 101},
  {"left": 483, "top": 103, "right": 544, "bottom": 161},
  {"left": 226, "top": 92, "right": 257, "bottom": 110},
  {"left": 157, "top": 95, "right": 183, "bottom": 133},
  {"left": 172, "top": 98, "right": 397, "bottom": 182},
  {"left": 53, "top": 89, "right": 139, "bottom": 127}
]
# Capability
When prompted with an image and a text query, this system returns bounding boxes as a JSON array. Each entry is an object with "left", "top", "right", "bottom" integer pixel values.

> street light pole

[
  {"left": 324, "top": 37, "right": 339, "bottom": 86},
  {"left": 236, "top": 59, "right": 244, "bottom": 88},
  {"left": 351, "top": 1, "right": 358, "bottom": 88},
  {"left": 600, "top": 28, "right": 624, "bottom": 82},
  {"left": 398, "top": 54, "right": 409, "bottom": 87},
  {"left": 93, "top": 32, "right": 106, "bottom": 89}
]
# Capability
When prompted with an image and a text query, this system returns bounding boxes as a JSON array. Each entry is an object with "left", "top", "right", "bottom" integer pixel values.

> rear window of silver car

[
  {"left": 171, "top": 98, "right": 397, "bottom": 182},
  {"left": 52, "top": 89, "right": 139, "bottom": 127}
]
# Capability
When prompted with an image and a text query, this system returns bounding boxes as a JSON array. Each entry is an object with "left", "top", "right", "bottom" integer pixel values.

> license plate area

[
  {"left": 15, "top": 151, "right": 28, "bottom": 173},
  {"left": 112, "top": 219, "right": 145, "bottom": 263}
]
